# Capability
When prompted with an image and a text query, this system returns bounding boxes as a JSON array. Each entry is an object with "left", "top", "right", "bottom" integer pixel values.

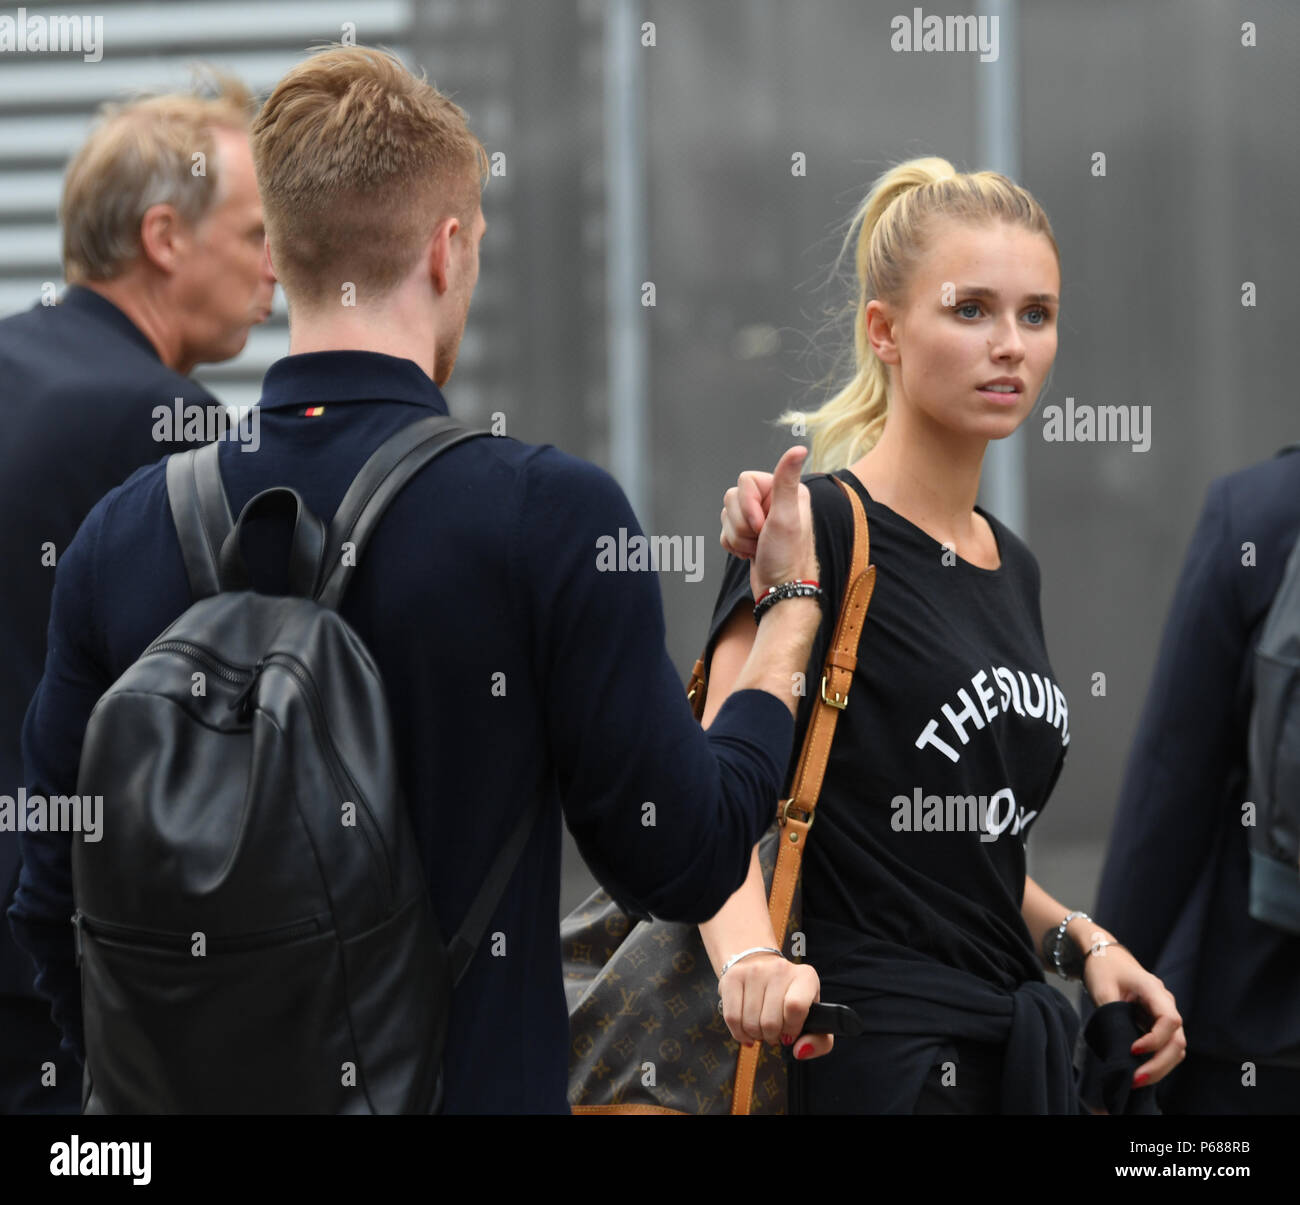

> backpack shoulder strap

[
  {"left": 165, "top": 442, "right": 234, "bottom": 601},
  {"left": 447, "top": 799, "right": 542, "bottom": 987},
  {"left": 312, "top": 412, "right": 534, "bottom": 982},
  {"left": 315, "top": 414, "right": 488, "bottom": 610}
]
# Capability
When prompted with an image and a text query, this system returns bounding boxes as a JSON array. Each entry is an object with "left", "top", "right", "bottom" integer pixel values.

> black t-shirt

[{"left": 706, "top": 468, "right": 1069, "bottom": 994}]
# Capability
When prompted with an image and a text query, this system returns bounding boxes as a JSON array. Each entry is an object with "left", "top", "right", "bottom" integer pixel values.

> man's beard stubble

[{"left": 433, "top": 289, "right": 473, "bottom": 387}]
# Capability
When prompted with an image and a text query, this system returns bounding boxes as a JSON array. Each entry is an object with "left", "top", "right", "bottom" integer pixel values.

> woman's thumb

[
  {"left": 768, "top": 445, "right": 808, "bottom": 516},
  {"left": 792, "top": 1033, "right": 834, "bottom": 1061}
]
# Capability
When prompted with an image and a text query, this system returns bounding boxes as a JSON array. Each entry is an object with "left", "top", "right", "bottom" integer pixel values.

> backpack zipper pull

[{"left": 229, "top": 658, "right": 267, "bottom": 721}]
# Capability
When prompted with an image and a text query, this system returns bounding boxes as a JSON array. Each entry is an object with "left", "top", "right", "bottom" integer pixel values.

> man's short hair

[
  {"left": 251, "top": 45, "right": 488, "bottom": 309},
  {"left": 61, "top": 74, "right": 254, "bottom": 284}
]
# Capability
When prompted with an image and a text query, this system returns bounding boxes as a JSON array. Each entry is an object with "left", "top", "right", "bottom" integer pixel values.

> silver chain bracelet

[{"left": 719, "top": 946, "right": 784, "bottom": 979}]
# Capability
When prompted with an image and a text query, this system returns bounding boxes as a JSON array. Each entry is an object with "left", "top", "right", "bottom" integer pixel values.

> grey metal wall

[
  {"left": 2, "top": 0, "right": 1296, "bottom": 915},
  {"left": 0, "top": 0, "right": 607, "bottom": 436},
  {"left": 635, "top": 0, "right": 1299, "bottom": 914}
]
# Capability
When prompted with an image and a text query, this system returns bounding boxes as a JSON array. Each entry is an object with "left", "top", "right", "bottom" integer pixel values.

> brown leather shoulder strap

[
  {"left": 731, "top": 475, "right": 875, "bottom": 1113},
  {"left": 687, "top": 657, "right": 708, "bottom": 722}
]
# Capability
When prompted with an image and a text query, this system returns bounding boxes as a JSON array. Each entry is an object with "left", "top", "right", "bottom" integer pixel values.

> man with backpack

[{"left": 7, "top": 46, "right": 822, "bottom": 1113}]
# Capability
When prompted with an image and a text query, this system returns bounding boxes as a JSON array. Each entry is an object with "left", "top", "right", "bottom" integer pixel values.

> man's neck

[
  {"left": 289, "top": 324, "right": 434, "bottom": 381},
  {"left": 79, "top": 277, "right": 188, "bottom": 373},
  {"left": 286, "top": 292, "right": 441, "bottom": 382}
]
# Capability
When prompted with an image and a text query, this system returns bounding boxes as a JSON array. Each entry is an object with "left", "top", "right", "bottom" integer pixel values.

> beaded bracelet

[
  {"left": 1049, "top": 909, "right": 1091, "bottom": 981},
  {"left": 753, "top": 580, "right": 822, "bottom": 623}
]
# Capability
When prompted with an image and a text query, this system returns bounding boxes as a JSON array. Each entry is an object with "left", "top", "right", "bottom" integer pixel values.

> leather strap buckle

[
  {"left": 820, "top": 672, "right": 848, "bottom": 710},
  {"left": 780, "top": 798, "right": 815, "bottom": 830}
]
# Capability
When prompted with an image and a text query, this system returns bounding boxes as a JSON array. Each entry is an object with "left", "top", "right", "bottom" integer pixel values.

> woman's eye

[
  {"left": 1025, "top": 307, "right": 1050, "bottom": 325},
  {"left": 956, "top": 302, "right": 981, "bottom": 319}
]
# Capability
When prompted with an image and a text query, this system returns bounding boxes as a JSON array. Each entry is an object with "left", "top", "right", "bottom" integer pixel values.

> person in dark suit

[
  {"left": 0, "top": 75, "right": 274, "bottom": 1113},
  {"left": 1092, "top": 447, "right": 1300, "bottom": 1113}
]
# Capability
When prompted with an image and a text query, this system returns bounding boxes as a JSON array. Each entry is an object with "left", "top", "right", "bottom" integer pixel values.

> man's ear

[
  {"left": 263, "top": 235, "right": 276, "bottom": 281},
  {"left": 427, "top": 215, "right": 461, "bottom": 296},
  {"left": 866, "top": 298, "right": 901, "bottom": 366},
  {"left": 138, "top": 203, "right": 185, "bottom": 274}
]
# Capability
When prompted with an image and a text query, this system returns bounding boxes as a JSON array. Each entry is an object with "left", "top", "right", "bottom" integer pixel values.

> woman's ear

[{"left": 865, "top": 298, "right": 900, "bottom": 366}]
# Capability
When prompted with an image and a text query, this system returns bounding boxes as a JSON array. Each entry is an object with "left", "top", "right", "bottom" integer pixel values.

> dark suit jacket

[
  {"left": 0, "top": 286, "right": 220, "bottom": 998},
  {"left": 1093, "top": 448, "right": 1300, "bottom": 1077}
]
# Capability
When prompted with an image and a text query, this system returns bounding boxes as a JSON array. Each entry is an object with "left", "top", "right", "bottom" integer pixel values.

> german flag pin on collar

[{"left": 304, "top": 405, "right": 325, "bottom": 417}]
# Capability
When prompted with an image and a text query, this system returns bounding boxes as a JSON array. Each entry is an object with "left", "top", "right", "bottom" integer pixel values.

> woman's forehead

[{"left": 911, "top": 220, "right": 1060, "bottom": 293}]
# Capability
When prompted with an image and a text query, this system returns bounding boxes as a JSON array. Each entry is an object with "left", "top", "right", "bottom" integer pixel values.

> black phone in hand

[{"left": 800, "top": 1001, "right": 864, "bottom": 1037}]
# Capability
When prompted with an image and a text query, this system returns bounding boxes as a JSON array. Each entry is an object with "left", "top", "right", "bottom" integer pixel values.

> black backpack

[
  {"left": 1247, "top": 442, "right": 1300, "bottom": 934},
  {"left": 71, "top": 414, "right": 537, "bottom": 1112}
]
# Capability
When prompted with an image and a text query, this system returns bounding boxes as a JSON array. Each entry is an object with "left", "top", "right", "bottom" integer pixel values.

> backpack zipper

[
  {"left": 147, "top": 640, "right": 263, "bottom": 721},
  {"left": 72, "top": 909, "right": 324, "bottom": 963},
  {"left": 145, "top": 639, "right": 254, "bottom": 686}
]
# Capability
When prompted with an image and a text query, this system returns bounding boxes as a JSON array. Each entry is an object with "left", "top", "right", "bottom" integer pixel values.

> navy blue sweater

[
  {"left": 0, "top": 287, "right": 219, "bottom": 1001},
  {"left": 7, "top": 350, "right": 794, "bottom": 1113}
]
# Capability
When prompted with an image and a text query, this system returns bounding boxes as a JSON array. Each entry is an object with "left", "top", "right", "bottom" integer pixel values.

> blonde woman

[{"left": 699, "top": 158, "right": 1185, "bottom": 1113}]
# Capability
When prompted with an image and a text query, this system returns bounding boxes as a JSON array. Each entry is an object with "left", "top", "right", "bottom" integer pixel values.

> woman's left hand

[{"left": 1082, "top": 943, "right": 1186, "bottom": 1087}]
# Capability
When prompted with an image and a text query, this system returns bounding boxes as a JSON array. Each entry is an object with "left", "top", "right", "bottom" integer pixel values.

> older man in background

[{"left": 0, "top": 75, "right": 274, "bottom": 1113}]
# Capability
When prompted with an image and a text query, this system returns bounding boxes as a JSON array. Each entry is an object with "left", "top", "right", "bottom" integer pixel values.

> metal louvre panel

[{"left": 0, "top": 0, "right": 534, "bottom": 418}]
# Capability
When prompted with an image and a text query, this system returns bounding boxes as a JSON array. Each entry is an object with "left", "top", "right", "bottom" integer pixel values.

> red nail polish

[
  {"left": 1133, "top": 1072, "right": 1148, "bottom": 1087},
  {"left": 781, "top": 1034, "right": 793, "bottom": 1046},
  {"left": 794, "top": 1043, "right": 812, "bottom": 1060}
]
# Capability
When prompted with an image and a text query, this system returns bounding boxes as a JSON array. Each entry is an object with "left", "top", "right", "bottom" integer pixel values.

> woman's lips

[{"left": 977, "top": 386, "right": 1021, "bottom": 404}]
